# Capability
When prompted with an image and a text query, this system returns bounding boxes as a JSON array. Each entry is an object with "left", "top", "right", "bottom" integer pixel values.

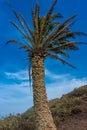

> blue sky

[{"left": 0, "top": 0, "right": 87, "bottom": 117}]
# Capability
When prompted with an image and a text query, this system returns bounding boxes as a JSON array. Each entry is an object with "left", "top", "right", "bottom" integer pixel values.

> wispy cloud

[
  {"left": 5, "top": 70, "right": 29, "bottom": 80},
  {"left": 45, "top": 69, "right": 70, "bottom": 80}
]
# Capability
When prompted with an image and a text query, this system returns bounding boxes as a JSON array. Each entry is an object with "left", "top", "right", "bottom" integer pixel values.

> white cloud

[
  {"left": 45, "top": 69, "right": 69, "bottom": 79},
  {"left": 5, "top": 70, "right": 29, "bottom": 80}
]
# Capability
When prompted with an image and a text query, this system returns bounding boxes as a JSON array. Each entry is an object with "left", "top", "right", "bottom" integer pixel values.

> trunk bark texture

[{"left": 32, "top": 56, "right": 57, "bottom": 130}]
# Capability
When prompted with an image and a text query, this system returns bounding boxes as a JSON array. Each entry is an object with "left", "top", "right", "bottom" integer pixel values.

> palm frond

[
  {"left": 47, "top": 52, "right": 76, "bottom": 69},
  {"left": 6, "top": 39, "right": 22, "bottom": 45},
  {"left": 19, "top": 45, "right": 32, "bottom": 52},
  {"left": 13, "top": 11, "right": 28, "bottom": 34},
  {"left": 10, "top": 21, "right": 35, "bottom": 47},
  {"left": 58, "top": 50, "right": 70, "bottom": 57},
  {"left": 32, "top": 3, "right": 40, "bottom": 33},
  {"left": 47, "top": 41, "right": 85, "bottom": 51},
  {"left": 49, "top": 48, "right": 70, "bottom": 57},
  {"left": 49, "top": 13, "right": 63, "bottom": 21},
  {"left": 58, "top": 31, "right": 87, "bottom": 41},
  {"left": 19, "top": 13, "right": 35, "bottom": 40},
  {"left": 58, "top": 14, "right": 77, "bottom": 30},
  {"left": 35, "top": 2, "right": 41, "bottom": 35},
  {"left": 6, "top": 39, "right": 32, "bottom": 52},
  {"left": 47, "top": 0, "right": 57, "bottom": 17},
  {"left": 34, "top": 2, "right": 40, "bottom": 33},
  {"left": 74, "top": 32, "right": 87, "bottom": 36},
  {"left": 35, "top": 2, "right": 40, "bottom": 18},
  {"left": 40, "top": 0, "right": 57, "bottom": 36}
]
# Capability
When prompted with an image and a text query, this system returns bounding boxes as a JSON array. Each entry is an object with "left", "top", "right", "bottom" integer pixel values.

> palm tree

[{"left": 7, "top": 0, "right": 86, "bottom": 129}]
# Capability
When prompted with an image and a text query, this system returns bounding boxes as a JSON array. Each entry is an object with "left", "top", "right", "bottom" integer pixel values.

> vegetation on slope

[{"left": 0, "top": 85, "right": 87, "bottom": 130}]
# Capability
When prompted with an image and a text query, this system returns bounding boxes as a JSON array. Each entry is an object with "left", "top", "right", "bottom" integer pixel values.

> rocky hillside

[{"left": 0, "top": 85, "right": 87, "bottom": 130}]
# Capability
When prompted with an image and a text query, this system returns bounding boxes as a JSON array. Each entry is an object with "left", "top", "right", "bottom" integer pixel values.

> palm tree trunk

[{"left": 32, "top": 56, "right": 57, "bottom": 130}]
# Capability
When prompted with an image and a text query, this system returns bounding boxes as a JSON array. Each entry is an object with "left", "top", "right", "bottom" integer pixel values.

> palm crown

[{"left": 7, "top": 0, "right": 86, "bottom": 68}]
